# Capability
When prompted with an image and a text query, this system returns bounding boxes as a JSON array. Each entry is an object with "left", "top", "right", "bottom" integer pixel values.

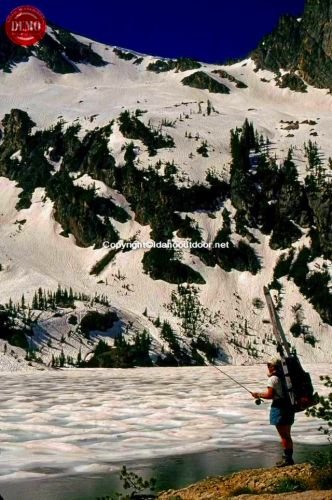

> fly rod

[{"left": 211, "top": 364, "right": 263, "bottom": 405}]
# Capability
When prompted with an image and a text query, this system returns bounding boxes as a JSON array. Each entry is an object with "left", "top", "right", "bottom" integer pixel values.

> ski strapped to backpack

[{"left": 263, "top": 286, "right": 318, "bottom": 413}]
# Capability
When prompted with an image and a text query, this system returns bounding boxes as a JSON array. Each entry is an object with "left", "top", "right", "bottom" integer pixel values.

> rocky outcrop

[
  {"left": 182, "top": 72, "right": 230, "bottom": 94},
  {"left": 158, "top": 463, "right": 332, "bottom": 499},
  {"left": 252, "top": 0, "right": 332, "bottom": 89},
  {"left": 229, "top": 492, "right": 332, "bottom": 500},
  {"left": 0, "top": 109, "right": 35, "bottom": 155},
  {"left": 276, "top": 73, "right": 308, "bottom": 92},
  {"left": 0, "top": 23, "right": 107, "bottom": 73},
  {"left": 147, "top": 58, "right": 201, "bottom": 73},
  {"left": 212, "top": 69, "right": 248, "bottom": 88}
]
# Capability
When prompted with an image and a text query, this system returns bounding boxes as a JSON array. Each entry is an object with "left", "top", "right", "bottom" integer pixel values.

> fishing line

[{"left": 211, "top": 364, "right": 263, "bottom": 405}]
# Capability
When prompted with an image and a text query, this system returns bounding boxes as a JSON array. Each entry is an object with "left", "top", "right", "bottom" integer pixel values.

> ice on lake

[{"left": 0, "top": 364, "right": 329, "bottom": 481}]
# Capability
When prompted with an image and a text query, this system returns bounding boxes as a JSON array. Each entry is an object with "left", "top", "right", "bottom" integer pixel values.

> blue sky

[{"left": 1, "top": 1, "right": 305, "bottom": 62}]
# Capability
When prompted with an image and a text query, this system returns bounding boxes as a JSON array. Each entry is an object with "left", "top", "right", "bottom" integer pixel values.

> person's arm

[{"left": 251, "top": 387, "right": 274, "bottom": 400}]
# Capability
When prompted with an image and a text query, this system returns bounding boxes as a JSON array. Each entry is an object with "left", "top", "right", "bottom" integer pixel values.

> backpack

[
  {"left": 263, "top": 287, "right": 319, "bottom": 413},
  {"left": 280, "top": 356, "right": 318, "bottom": 413}
]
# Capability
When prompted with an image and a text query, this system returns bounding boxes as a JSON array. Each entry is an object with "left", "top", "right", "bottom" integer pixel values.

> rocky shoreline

[{"left": 158, "top": 463, "right": 332, "bottom": 499}]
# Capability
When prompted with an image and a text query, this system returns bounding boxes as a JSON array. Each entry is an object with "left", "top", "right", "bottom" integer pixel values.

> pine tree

[
  {"left": 55, "top": 285, "right": 62, "bottom": 305},
  {"left": 59, "top": 349, "right": 65, "bottom": 368},
  {"left": 266, "top": 137, "right": 271, "bottom": 155},
  {"left": 304, "top": 140, "right": 326, "bottom": 183},
  {"left": 66, "top": 355, "right": 74, "bottom": 366},
  {"left": 242, "top": 118, "right": 256, "bottom": 151},
  {"left": 38, "top": 288, "right": 44, "bottom": 310},
  {"left": 154, "top": 316, "right": 161, "bottom": 327},
  {"left": 51, "top": 292, "right": 56, "bottom": 310},
  {"left": 32, "top": 292, "right": 38, "bottom": 310},
  {"left": 77, "top": 348, "right": 82, "bottom": 366},
  {"left": 282, "top": 149, "right": 298, "bottom": 183},
  {"left": 168, "top": 284, "right": 205, "bottom": 338}
]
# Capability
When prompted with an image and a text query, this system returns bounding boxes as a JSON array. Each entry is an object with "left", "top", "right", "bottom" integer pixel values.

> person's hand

[{"left": 251, "top": 392, "right": 260, "bottom": 399}]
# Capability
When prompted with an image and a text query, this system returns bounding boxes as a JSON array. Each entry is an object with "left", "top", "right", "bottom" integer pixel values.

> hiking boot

[{"left": 276, "top": 457, "right": 294, "bottom": 467}]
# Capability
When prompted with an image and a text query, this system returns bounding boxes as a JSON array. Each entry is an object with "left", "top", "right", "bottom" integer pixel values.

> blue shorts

[{"left": 270, "top": 405, "right": 295, "bottom": 426}]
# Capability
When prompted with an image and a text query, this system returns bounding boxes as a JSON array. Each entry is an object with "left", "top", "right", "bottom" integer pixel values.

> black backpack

[{"left": 281, "top": 356, "right": 318, "bottom": 412}]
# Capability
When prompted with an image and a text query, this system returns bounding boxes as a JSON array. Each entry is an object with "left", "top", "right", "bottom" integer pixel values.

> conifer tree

[
  {"left": 32, "top": 292, "right": 38, "bottom": 310},
  {"left": 59, "top": 349, "right": 65, "bottom": 368},
  {"left": 282, "top": 149, "right": 299, "bottom": 183},
  {"left": 38, "top": 288, "right": 44, "bottom": 309},
  {"left": 154, "top": 316, "right": 161, "bottom": 327},
  {"left": 304, "top": 140, "right": 326, "bottom": 184},
  {"left": 77, "top": 348, "right": 82, "bottom": 366}
]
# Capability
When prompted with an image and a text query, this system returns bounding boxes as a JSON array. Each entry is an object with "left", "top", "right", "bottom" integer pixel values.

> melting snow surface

[{"left": 0, "top": 365, "right": 329, "bottom": 481}]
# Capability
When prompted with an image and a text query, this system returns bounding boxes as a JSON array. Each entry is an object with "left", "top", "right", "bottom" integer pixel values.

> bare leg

[
  {"left": 276, "top": 424, "right": 293, "bottom": 450},
  {"left": 275, "top": 425, "right": 294, "bottom": 465}
]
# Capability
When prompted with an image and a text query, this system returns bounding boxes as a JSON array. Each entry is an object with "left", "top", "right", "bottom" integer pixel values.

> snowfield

[{"left": 0, "top": 365, "right": 329, "bottom": 482}]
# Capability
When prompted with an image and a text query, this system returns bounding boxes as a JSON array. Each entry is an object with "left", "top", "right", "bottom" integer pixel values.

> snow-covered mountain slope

[
  {"left": 1, "top": 32, "right": 331, "bottom": 183},
  {"left": 0, "top": 26, "right": 331, "bottom": 369}
]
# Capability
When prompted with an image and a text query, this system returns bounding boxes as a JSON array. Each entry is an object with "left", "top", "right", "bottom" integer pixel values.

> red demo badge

[{"left": 5, "top": 5, "right": 47, "bottom": 47}]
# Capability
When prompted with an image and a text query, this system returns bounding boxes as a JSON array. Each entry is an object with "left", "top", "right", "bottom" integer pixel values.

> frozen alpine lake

[{"left": 0, "top": 365, "right": 329, "bottom": 483}]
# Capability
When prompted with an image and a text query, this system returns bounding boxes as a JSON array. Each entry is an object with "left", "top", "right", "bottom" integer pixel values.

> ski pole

[{"left": 211, "top": 364, "right": 263, "bottom": 405}]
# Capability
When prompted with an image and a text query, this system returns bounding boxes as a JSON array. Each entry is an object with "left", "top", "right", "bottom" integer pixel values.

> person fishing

[{"left": 251, "top": 356, "right": 295, "bottom": 467}]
